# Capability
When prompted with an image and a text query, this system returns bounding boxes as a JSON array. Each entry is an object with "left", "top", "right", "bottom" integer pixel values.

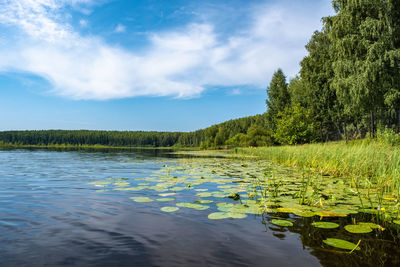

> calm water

[{"left": 0, "top": 149, "right": 398, "bottom": 267}]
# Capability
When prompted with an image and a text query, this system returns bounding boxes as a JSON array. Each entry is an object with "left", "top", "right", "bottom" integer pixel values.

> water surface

[{"left": 0, "top": 149, "right": 398, "bottom": 266}]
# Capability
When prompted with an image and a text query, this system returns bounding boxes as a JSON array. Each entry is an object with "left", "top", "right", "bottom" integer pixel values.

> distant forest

[
  {"left": 1, "top": 0, "right": 400, "bottom": 148},
  {"left": 0, "top": 114, "right": 267, "bottom": 148}
]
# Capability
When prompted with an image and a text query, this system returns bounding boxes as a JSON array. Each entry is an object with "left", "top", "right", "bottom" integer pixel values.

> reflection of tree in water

[{"left": 260, "top": 213, "right": 400, "bottom": 266}]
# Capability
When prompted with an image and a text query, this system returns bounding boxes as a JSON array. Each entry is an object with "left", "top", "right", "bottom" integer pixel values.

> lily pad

[
  {"left": 358, "top": 222, "right": 380, "bottom": 229},
  {"left": 171, "top": 187, "right": 186, "bottom": 191},
  {"left": 176, "top": 202, "right": 210, "bottom": 210},
  {"left": 271, "top": 219, "right": 293, "bottom": 227},
  {"left": 196, "top": 192, "right": 212, "bottom": 198},
  {"left": 161, "top": 207, "right": 179, "bottom": 212},
  {"left": 323, "top": 238, "right": 361, "bottom": 251},
  {"left": 344, "top": 224, "right": 373, "bottom": 234},
  {"left": 208, "top": 212, "right": 231, "bottom": 220},
  {"left": 130, "top": 197, "right": 154, "bottom": 203},
  {"left": 312, "top": 222, "right": 339, "bottom": 229},
  {"left": 314, "top": 211, "right": 347, "bottom": 217},
  {"left": 195, "top": 200, "right": 214, "bottom": 204},
  {"left": 114, "top": 181, "right": 130, "bottom": 187},
  {"left": 228, "top": 212, "right": 247, "bottom": 219},
  {"left": 156, "top": 198, "right": 175, "bottom": 202}
]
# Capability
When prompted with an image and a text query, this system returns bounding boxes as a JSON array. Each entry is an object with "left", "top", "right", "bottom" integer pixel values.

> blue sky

[{"left": 0, "top": 0, "right": 333, "bottom": 131}]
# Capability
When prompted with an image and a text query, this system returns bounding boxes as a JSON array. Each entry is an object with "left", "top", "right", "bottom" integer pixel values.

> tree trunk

[{"left": 320, "top": 121, "right": 323, "bottom": 142}]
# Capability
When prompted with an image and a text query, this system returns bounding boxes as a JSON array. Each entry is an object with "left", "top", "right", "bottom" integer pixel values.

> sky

[{"left": 0, "top": 0, "right": 333, "bottom": 132}]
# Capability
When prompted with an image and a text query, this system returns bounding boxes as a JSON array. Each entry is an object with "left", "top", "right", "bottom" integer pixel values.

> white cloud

[
  {"left": 114, "top": 23, "right": 126, "bottom": 33},
  {"left": 0, "top": 0, "right": 331, "bottom": 100},
  {"left": 79, "top": 19, "right": 88, "bottom": 27},
  {"left": 230, "top": 88, "right": 242, "bottom": 95}
]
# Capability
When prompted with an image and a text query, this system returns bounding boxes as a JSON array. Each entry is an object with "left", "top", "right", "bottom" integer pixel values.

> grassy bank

[{"left": 235, "top": 140, "right": 400, "bottom": 196}]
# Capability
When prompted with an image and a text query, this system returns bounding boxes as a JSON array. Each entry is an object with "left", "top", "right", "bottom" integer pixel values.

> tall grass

[{"left": 236, "top": 139, "right": 400, "bottom": 196}]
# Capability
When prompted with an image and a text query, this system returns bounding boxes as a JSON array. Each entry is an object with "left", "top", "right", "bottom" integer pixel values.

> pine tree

[{"left": 266, "top": 69, "right": 291, "bottom": 129}]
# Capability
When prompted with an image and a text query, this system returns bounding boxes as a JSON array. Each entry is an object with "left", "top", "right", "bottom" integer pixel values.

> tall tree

[
  {"left": 298, "top": 29, "right": 338, "bottom": 140},
  {"left": 266, "top": 69, "right": 291, "bottom": 129},
  {"left": 327, "top": 0, "right": 400, "bottom": 137},
  {"left": 383, "top": 0, "right": 400, "bottom": 129}
]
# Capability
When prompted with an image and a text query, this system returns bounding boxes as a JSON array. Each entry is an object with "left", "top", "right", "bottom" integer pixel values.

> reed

[{"left": 236, "top": 139, "right": 400, "bottom": 196}]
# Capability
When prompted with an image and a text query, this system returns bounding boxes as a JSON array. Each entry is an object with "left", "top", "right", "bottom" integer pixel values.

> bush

[
  {"left": 274, "top": 104, "right": 319, "bottom": 145},
  {"left": 226, "top": 125, "right": 274, "bottom": 147},
  {"left": 376, "top": 127, "right": 400, "bottom": 146}
]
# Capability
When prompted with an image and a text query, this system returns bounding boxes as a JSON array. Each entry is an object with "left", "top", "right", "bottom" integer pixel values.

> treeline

[
  {"left": 0, "top": 114, "right": 267, "bottom": 148},
  {"left": 176, "top": 114, "right": 270, "bottom": 148},
  {"left": 262, "top": 0, "right": 400, "bottom": 145},
  {"left": 0, "top": 130, "right": 182, "bottom": 147}
]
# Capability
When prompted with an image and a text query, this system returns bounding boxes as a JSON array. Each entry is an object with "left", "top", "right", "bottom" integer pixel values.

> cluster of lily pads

[{"left": 88, "top": 157, "right": 400, "bottom": 252}]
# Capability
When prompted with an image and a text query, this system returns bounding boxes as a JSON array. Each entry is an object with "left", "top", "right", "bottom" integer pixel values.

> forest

[{"left": 0, "top": 0, "right": 399, "bottom": 148}]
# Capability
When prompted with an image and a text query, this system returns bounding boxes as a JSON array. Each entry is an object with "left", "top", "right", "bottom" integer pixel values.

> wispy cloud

[
  {"left": 79, "top": 19, "right": 88, "bottom": 27},
  {"left": 114, "top": 23, "right": 126, "bottom": 33},
  {"left": 230, "top": 88, "right": 242, "bottom": 96},
  {"left": 0, "top": 0, "right": 331, "bottom": 100}
]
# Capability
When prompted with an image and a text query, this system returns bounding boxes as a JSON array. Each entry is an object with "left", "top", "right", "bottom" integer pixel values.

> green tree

[
  {"left": 245, "top": 124, "right": 274, "bottom": 147},
  {"left": 274, "top": 104, "right": 319, "bottom": 145},
  {"left": 298, "top": 29, "right": 339, "bottom": 140},
  {"left": 327, "top": 0, "right": 400, "bottom": 137},
  {"left": 266, "top": 69, "right": 291, "bottom": 129}
]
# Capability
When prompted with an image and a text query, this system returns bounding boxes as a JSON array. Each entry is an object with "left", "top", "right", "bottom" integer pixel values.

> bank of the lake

[{"left": 235, "top": 140, "right": 400, "bottom": 181}]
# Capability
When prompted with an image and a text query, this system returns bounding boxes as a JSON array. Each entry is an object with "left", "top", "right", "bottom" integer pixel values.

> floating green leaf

[
  {"left": 156, "top": 198, "right": 175, "bottom": 202},
  {"left": 358, "top": 222, "right": 380, "bottom": 229},
  {"left": 228, "top": 212, "right": 247, "bottom": 219},
  {"left": 114, "top": 181, "right": 130, "bottom": 187},
  {"left": 312, "top": 222, "right": 339, "bottom": 229},
  {"left": 130, "top": 197, "right": 154, "bottom": 203},
  {"left": 208, "top": 212, "right": 231, "bottom": 220},
  {"left": 196, "top": 192, "right": 212, "bottom": 198},
  {"left": 161, "top": 207, "right": 179, "bottom": 212},
  {"left": 171, "top": 187, "right": 186, "bottom": 191},
  {"left": 293, "top": 210, "right": 315, "bottom": 217},
  {"left": 176, "top": 202, "right": 210, "bottom": 210},
  {"left": 195, "top": 200, "right": 214, "bottom": 204},
  {"left": 323, "top": 238, "right": 361, "bottom": 251},
  {"left": 271, "top": 219, "right": 293, "bottom": 227},
  {"left": 345, "top": 224, "right": 373, "bottom": 234}
]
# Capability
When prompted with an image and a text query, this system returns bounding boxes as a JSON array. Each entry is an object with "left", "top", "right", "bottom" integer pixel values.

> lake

[{"left": 0, "top": 149, "right": 399, "bottom": 266}]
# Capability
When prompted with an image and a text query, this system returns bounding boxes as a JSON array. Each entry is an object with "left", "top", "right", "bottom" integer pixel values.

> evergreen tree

[
  {"left": 266, "top": 69, "right": 291, "bottom": 129},
  {"left": 298, "top": 29, "right": 338, "bottom": 140}
]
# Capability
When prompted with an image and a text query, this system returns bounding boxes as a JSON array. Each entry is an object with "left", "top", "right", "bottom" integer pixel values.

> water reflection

[{"left": 0, "top": 148, "right": 399, "bottom": 266}]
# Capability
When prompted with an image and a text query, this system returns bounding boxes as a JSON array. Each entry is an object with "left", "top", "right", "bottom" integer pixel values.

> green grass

[{"left": 235, "top": 140, "right": 400, "bottom": 197}]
